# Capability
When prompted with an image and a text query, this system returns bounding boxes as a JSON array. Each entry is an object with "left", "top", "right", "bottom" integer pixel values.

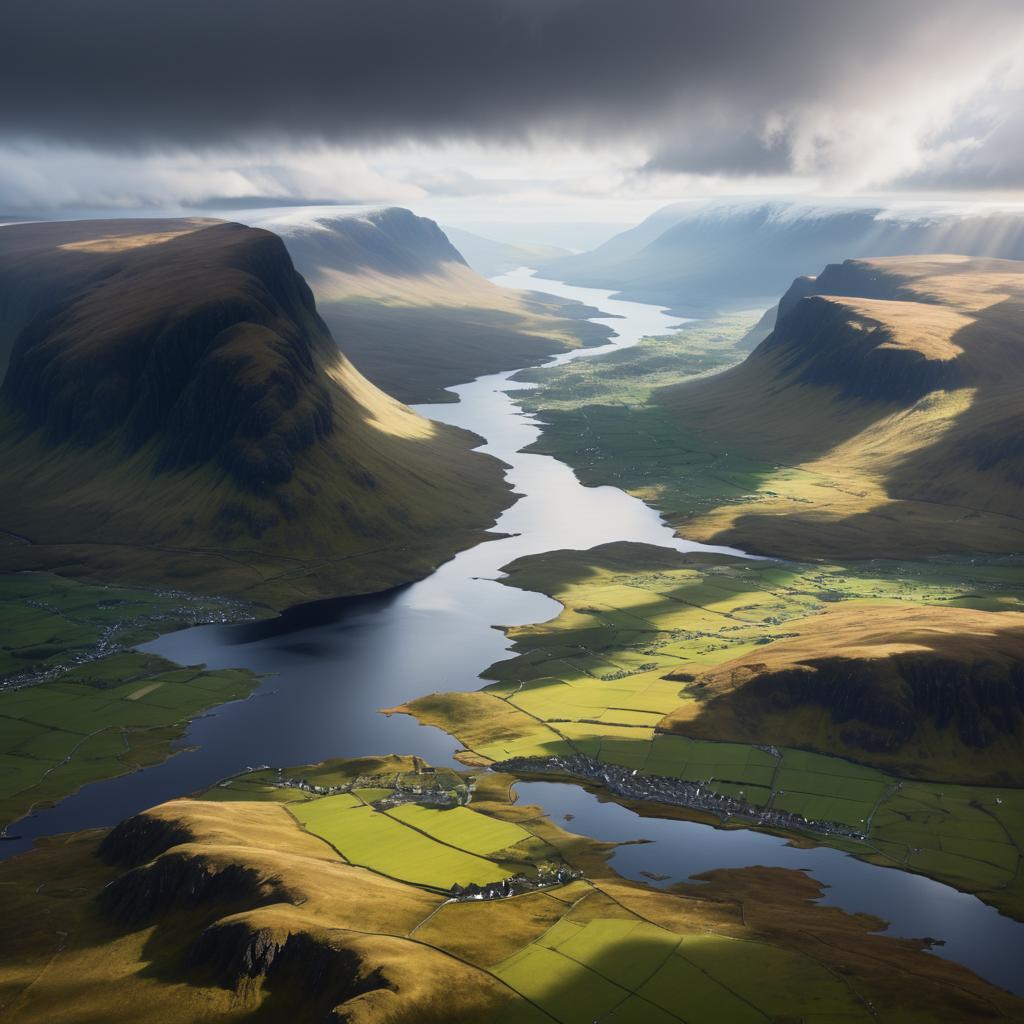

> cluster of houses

[
  {"left": 274, "top": 766, "right": 471, "bottom": 809},
  {"left": 492, "top": 752, "right": 867, "bottom": 842},
  {"left": 448, "top": 864, "right": 580, "bottom": 902}
]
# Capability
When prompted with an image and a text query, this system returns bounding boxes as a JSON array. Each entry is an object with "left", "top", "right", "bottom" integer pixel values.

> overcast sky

[{"left": 4, "top": 0, "right": 1024, "bottom": 227}]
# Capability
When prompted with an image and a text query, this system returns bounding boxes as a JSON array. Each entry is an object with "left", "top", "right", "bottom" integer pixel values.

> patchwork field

[
  {"left": 292, "top": 793, "right": 520, "bottom": 889},
  {"left": 3, "top": 755, "right": 1020, "bottom": 1023},
  {"left": 0, "top": 573, "right": 259, "bottom": 829},
  {"left": 399, "top": 542, "right": 1024, "bottom": 918},
  {"left": 0, "top": 572, "right": 240, "bottom": 682}
]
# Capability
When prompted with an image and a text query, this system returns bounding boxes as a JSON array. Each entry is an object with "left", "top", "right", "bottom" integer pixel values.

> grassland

[
  {"left": 0, "top": 572, "right": 259, "bottom": 829},
  {"left": 0, "top": 649, "right": 256, "bottom": 829},
  {"left": 398, "top": 542, "right": 1024, "bottom": 919},
  {"left": 518, "top": 257, "right": 1024, "bottom": 561},
  {"left": 0, "top": 218, "right": 515, "bottom": 609},
  {"left": 2, "top": 755, "right": 1020, "bottom": 1022},
  {"left": 0, "top": 572, "right": 243, "bottom": 681}
]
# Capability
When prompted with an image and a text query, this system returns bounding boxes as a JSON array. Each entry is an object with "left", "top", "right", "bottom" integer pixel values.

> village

[
  {"left": 492, "top": 752, "right": 868, "bottom": 842},
  {"left": 272, "top": 759, "right": 472, "bottom": 810}
]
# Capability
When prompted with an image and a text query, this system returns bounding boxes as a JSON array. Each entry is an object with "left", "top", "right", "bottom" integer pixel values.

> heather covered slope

[
  {"left": 658, "top": 255, "right": 1024, "bottom": 558},
  {"left": 0, "top": 218, "right": 512, "bottom": 608},
  {"left": 277, "top": 207, "right": 609, "bottom": 403}
]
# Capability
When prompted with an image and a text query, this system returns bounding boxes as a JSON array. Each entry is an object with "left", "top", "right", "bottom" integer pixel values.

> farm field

[
  {"left": 4, "top": 755, "right": 1019, "bottom": 1023},
  {"left": 0, "top": 650, "right": 257, "bottom": 828},
  {"left": 0, "top": 572, "right": 241, "bottom": 682},
  {"left": 493, "top": 918, "right": 864, "bottom": 1024},
  {"left": 400, "top": 542, "right": 1024, "bottom": 918},
  {"left": 292, "top": 792, "right": 517, "bottom": 889},
  {"left": 0, "top": 571, "right": 262, "bottom": 828}
]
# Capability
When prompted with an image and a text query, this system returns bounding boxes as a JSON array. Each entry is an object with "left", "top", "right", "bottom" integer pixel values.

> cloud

[
  {"left": 0, "top": 143, "right": 423, "bottom": 212},
  {"left": 2, "top": 0, "right": 1024, "bottom": 206}
]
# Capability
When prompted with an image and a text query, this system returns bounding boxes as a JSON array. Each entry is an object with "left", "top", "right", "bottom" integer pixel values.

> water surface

[{"left": 5, "top": 270, "right": 1021, "bottom": 996}]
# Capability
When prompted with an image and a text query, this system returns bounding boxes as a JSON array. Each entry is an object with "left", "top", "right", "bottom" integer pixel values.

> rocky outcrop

[
  {"left": 758, "top": 294, "right": 965, "bottom": 403},
  {"left": 97, "top": 851, "right": 272, "bottom": 925},
  {"left": 98, "top": 810, "right": 195, "bottom": 868}
]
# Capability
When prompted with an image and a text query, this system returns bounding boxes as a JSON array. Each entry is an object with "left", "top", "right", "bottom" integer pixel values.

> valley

[
  {"left": 2, "top": 250, "right": 1023, "bottom": 1022},
  {"left": 7, "top": 7, "right": 1024, "bottom": 1022}
]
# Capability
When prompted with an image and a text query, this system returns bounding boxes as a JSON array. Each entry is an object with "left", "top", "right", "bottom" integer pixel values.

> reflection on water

[{"left": 515, "top": 780, "right": 1024, "bottom": 995}]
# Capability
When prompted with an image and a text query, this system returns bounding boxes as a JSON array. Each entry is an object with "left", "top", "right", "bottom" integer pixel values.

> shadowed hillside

[
  {"left": 276, "top": 208, "right": 610, "bottom": 403},
  {"left": 657, "top": 255, "right": 1024, "bottom": 558},
  {"left": 0, "top": 218, "right": 513, "bottom": 608}
]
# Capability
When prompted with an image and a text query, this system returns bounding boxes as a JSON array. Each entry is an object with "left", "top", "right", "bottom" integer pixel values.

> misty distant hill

[
  {"left": 0, "top": 218, "right": 511, "bottom": 606},
  {"left": 441, "top": 226, "right": 569, "bottom": 277},
  {"left": 272, "top": 208, "right": 608, "bottom": 403},
  {"left": 545, "top": 201, "right": 1024, "bottom": 316}
]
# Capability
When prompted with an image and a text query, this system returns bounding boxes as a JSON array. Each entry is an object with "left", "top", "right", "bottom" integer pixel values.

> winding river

[{"left": 4, "top": 269, "right": 1022, "bottom": 993}]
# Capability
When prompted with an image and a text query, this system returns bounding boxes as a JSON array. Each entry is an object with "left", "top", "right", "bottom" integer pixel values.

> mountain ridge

[{"left": 0, "top": 218, "right": 513, "bottom": 607}]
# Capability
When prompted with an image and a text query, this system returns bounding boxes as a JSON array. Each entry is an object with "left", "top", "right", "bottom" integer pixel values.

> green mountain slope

[{"left": 0, "top": 218, "right": 512, "bottom": 608}]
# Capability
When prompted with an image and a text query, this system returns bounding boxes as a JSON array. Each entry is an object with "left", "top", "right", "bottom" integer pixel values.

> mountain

[
  {"left": 441, "top": 226, "right": 570, "bottom": 277},
  {"left": 544, "top": 201, "right": 1024, "bottom": 316},
  {"left": 0, "top": 218, "right": 512, "bottom": 608},
  {"left": 269, "top": 207, "right": 609, "bottom": 403},
  {"left": 663, "top": 601, "right": 1024, "bottom": 785},
  {"left": 657, "top": 254, "right": 1024, "bottom": 558}
]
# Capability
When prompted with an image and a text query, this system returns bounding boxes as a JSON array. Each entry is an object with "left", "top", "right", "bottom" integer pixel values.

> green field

[
  {"left": 512, "top": 312, "right": 767, "bottom": 529},
  {"left": 494, "top": 917, "right": 869, "bottom": 1024},
  {"left": 385, "top": 802, "right": 531, "bottom": 856},
  {"left": 0, "top": 572, "right": 262, "bottom": 828},
  {"left": 291, "top": 792, "right": 518, "bottom": 889},
  {"left": 0, "top": 651, "right": 257, "bottom": 828},
  {"left": 0, "top": 572, "right": 238, "bottom": 681},
  {"left": 402, "top": 542, "right": 1024, "bottom": 918}
]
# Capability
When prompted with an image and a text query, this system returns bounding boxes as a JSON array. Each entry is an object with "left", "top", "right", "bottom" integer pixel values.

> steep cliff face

[
  {"left": 0, "top": 218, "right": 513, "bottom": 607},
  {"left": 269, "top": 206, "right": 610, "bottom": 403},
  {"left": 281, "top": 206, "right": 467, "bottom": 279},
  {"left": 759, "top": 294, "right": 965, "bottom": 403},
  {"left": 2, "top": 222, "right": 336, "bottom": 491}
]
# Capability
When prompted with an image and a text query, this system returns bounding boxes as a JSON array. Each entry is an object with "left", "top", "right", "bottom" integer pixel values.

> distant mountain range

[
  {"left": 0, "top": 218, "right": 512, "bottom": 607},
  {"left": 272, "top": 208, "right": 608, "bottom": 403},
  {"left": 544, "top": 201, "right": 1024, "bottom": 316}
]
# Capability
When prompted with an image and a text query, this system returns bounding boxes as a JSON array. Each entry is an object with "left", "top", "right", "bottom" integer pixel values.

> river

[{"left": 4, "top": 268, "right": 1021, "bottom": 993}]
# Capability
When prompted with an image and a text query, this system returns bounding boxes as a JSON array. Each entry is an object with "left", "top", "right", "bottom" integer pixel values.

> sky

[{"left": 4, "top": 0, "right": 1024, "bottom": 235}]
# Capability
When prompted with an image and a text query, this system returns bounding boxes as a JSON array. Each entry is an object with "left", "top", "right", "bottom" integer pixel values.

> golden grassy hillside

[
  {"left": 0, "top": 218, "right": 512, "bottom": 608},
  {"left": 3, "top": 761, "right": 1021, "bottom": 1023},
  {"left": 662, "top": 602, "right": 1024, "bottom": 784},
  {"left": 659, "top": 255, "right": 1024, "bottom": 558}
]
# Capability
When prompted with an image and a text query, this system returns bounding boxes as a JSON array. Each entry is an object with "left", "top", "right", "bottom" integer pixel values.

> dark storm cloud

[{"left": 3, "top": 0, "right": 1020, "bottom": 180}]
